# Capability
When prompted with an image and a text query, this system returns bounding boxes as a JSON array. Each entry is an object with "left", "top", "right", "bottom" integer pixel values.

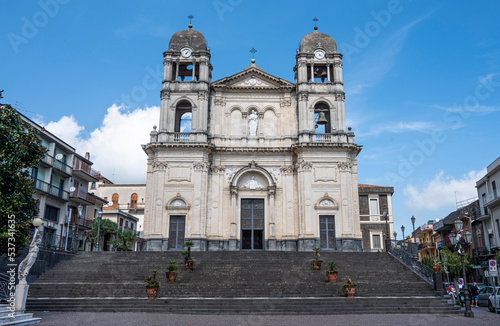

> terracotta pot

[
  {"left": 146, "top": 287, "right": 158, "bottom": 299},
  {"left": 166, "top": 271, "right": 178, "bottom": 284},
  {"left": 432, "top": 265, "right": 440, "bottom": 272},
  {"left": 327, "top": 271, "right": 338, "bottom": 283},
  {"left": 312, "top": 260, "right": 322, "bottom": 270},
  {"left": 186, "top": 260, "right": 195, "bottom": 271},
  {"left": 345, "top": 287, "right": 355, "bottom": 298}
]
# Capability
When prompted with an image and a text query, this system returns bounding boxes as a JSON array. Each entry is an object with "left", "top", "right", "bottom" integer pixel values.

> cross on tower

[
  {"left": 188, "top": 14, "right": 194, "bottom": 28},
  {"left": 313, "top": 17, "right": 319, "bottom": 30}
]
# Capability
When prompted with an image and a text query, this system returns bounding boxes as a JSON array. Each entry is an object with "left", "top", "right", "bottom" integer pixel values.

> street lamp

[
  {"left": 411, "top": 215, "right": 416, "bottom": 243},
  {"left": 96, "top": 211, "right": 102, "bottom": 251},
  {"left": 393, "top": 231, "right": 397, "bottom": 241},
  {"left": 383, "top": 205, "right": 389, "bottom": 251},
  {"left": 401, "top": 225, "right": 405, "bottom": 240},
  {"left": 451, "top": 218, "right": 474, "bottom": 318}
]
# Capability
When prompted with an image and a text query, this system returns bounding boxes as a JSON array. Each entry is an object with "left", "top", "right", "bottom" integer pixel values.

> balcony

[
  {"left": 40, "top": 154, "right": 54, "bottom": 167},
  {"left": 418, "top": 242, "right": 435, "bottom": 251},
  {"left": 70, "top": 215, "right": 93, "bottom": 228},
  {"left": 73, "top": 159, "right": 98, "bottom": 182},
  {"left": 33, "top": 178, "right": 69, "bottom": 201},
  {"left": 489, "top": 237, "right": 500, "bottom": 249},
  {"left": 48, "top": 184, "right": 69, "bottom": 201},
  {"left": 70, "top": 187, "right": 96, "bottom": 205},
  {"left": 472, "top": 246, "right": 491, "bottom": 257},
  {"left": 153, "top": 132, "right": 208, "bottom": 143},
  {"left": 53, "top": 159, "right": 72, "bottom": 176},
  {"left": 33, "top": 178, "right": 50, "bottom": 193},
  {"left": 485, "top": 192, "right": 500, "bottom": 209}
]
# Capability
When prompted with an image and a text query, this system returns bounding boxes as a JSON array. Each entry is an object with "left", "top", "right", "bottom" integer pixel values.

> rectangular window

[
  {"left": 44, "top": 205, "right": 59, "bottom": 222},
  {"left": 493, "top": 181, "right": 497, "bottom": 198},
  {"left": 372, "top": 234, "right": 381, "bottom": 249},
  {"left": 369, "top": 199, "right": 379, "bottom": 215}
]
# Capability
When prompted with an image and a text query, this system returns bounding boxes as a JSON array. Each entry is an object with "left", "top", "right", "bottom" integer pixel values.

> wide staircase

[{"left": 26, "top": 251, "right": 460, "bottom": 314}]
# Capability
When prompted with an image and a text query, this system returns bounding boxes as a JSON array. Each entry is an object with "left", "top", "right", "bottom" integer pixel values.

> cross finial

[
  {"left": 313, "top": 17, "right": 319, "bottom": 30},
  {"left": 250, "top": 47, "right": 257, "bottom": 63},
  {"left": 188, "top": 14, "right": 194, "bottom": 29}
]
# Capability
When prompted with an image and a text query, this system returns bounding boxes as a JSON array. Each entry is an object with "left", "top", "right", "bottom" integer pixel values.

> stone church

[{"left": 142, "top": 23, "right": 393, "bottom": 252}]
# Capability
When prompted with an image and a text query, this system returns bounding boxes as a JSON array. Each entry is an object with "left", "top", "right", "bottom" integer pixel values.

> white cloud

[
  {"left": 42, "top": 105, "right": 160, "bottom": 184},
  {"left": 359, "top": 121, "right": 437, "bottom": 137},
  {"left": 403, "top": 169, "right": 486, "bottom": 212}
]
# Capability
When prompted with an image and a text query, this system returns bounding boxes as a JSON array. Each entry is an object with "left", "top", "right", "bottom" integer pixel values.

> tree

[
  {"left": 86, "top": 218, "right": 117, "bottom": 250},
  {"left": 441, "top": 247, "right": 474, "bottom": 280},
  {"left": 111, "top": 228, "right": 138, "bottom": 251},
  {"left": 0, "top": 104, "right": 47, "bottom": 255}
]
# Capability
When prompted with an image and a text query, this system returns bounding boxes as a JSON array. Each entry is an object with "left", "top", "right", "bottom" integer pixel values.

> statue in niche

[
  {"left": 243, "top": 175, "right": 263, "bottom": 190},
  {"left": 248, "top": 110, "right": 258, "bottom": 136}
]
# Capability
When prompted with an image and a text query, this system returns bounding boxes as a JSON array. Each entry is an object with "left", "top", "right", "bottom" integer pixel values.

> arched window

[
  {"left": 175, "top": 101, "right": 192, "bottom": 133},
  {"left": 112, "top": 193, "right": 119, "bottom": 209},
  {"left": 130, "top": 193, "right": 138, "bottom": 209},
  {"left": 314, "top": 102, "right": 331, "bottom": 134}
]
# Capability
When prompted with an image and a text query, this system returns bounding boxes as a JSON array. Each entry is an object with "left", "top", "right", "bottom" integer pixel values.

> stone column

[
  {"left": 268, "top": 186, "right": 276, "bottom": 250},
  {"left": 229, "top": 186, "right": 238, "bottom": 250},
  {"left": 326, "top": 63, "right": 331, "bottom": 82}
]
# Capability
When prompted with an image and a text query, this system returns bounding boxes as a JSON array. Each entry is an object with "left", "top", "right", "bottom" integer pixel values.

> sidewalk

[{"left": 33, "top": 306, "right": 500, "bottom": 326}]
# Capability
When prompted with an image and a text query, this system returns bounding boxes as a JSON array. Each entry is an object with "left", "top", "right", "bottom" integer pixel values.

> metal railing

[
  {"left": 387, "top": 240, "right": 435, "bottom": 287},
  {"left": 73, "top": 158, "right": 92, "bottom": 174},
  {"left": 41, "top": 153, "right": 54, "bottom": 165},
  {"left": 53, "top": 159, "right": 73, "bottom": 175},
  {"left": 33, "top": 178, "right": 50, "bottom": 193},
  {"left": 48, "top": 184, "right": 69, "bottom": 201},
  {"left": 70, "top": 187, "right": 96, "bottom": 204},
  {"left": 0, "top": 273, "right": 10, "bottom": 301}
]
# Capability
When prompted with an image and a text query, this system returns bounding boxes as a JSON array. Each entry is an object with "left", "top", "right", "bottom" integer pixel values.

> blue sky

[{"left": 2, "top": 0, "right": 499, "bottom": 234}]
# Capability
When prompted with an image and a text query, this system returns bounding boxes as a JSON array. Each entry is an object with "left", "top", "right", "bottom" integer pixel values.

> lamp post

[
  {"left": 401, "top": 225, "right": 405, "bottom": 240},
  {"left": 393, "top": 232, "right": 397, "bottom": 241},
  {"left": 383, "top": 205, "right": 389, "bottom": 251},
  {"left": 64, "top": 207, "right": 70, "bottom": 251},
  {"left": 96, "top": 211, "right": 102, "bottom": 252},
  {"left": 411, "top": 215, "right": 416, "bottom": 243},
  {"left": 449, "top": 218, "right": 474, "bottom": 318}
]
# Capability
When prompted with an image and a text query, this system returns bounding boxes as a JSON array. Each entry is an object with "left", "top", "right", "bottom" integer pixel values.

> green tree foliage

[
  {"left": 86, "top": 218, "right": 117, "bottom": 247},
  {"left": 441, "top": 247, "right": 474, "bottom": 279},
  {"left": 111, "top": 228, "right": 138, "bottom": 251},
  {"left": 0, "top": 104, "right": 47, "bottom": 255}
]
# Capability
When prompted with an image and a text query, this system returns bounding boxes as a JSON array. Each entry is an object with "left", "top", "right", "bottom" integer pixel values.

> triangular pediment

[{"left": 212, "top": 65, "right": 295, "bottom": 90}]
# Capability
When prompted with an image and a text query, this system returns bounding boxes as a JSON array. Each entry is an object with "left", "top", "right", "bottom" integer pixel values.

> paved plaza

[{"left": 33, "top": 306, "right": 499, "bottom": 326}]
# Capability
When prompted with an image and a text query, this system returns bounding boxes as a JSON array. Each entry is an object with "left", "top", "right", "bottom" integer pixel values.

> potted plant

[
  {"left": 342, "top": 275, "right": 357, "bottom": 297},
  {"left": 432, "top": 258, "right": 443, "bottom": 272},
  {"left": 309, "top": 247, "right": 323, "bottom": 270},
  {"left": 325, "top": 261, "right": 338, "bottom": 283},
  {"left": 181, "top": 241, "right": 197, "bottom": 271},
  {"left": 145, "top": 269, "right": 160, "bottom": 299},
  {"left": 166, "top": 260, "right": 179, "bottom": 284}
]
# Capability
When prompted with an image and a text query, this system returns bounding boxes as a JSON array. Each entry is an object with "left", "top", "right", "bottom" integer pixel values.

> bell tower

[
  {"left": 294, "top": 20, "right": 345, "bottom": 143},
  {"left": 158, "top": 17, "right": 212, "bottom": 143}
]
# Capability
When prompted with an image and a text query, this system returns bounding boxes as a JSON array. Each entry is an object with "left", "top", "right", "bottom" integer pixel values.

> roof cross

[
  {"left": 188, "top": 14, "right": 194, "bottom": 28},
  {"left": 250, "top": 48, "right": 257, "bottom": 63},
  {"left": 313, "top": 17, "right": 319, "bottom": 30}
]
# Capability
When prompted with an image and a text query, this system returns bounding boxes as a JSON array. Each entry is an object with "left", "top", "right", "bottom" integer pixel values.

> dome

[
  {"left": 168, "top": 28, "right": 207, "bottom": 52},
  {"left": 299, "top": 30, "right": 337, "bottom": 53}
]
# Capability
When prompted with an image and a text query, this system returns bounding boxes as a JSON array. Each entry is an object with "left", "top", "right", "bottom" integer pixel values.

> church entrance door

[
  {"left": 168, "top": 215, "right": 185, "bottom": 250},
  {"left": 241, "top": 199, "right": 264, "bottom": 250},
  {"left": 319, "top": 215, "right": 335, "bottom": 249}
]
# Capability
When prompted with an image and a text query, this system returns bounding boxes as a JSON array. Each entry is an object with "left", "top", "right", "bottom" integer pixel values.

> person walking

[{"left": 469, "top": 282, "right": 479, "bottom": 307}]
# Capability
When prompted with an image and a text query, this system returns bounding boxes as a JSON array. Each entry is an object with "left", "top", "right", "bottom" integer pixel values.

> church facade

[{"left": 142, "top": 24, "right": 384, "bottom": 252}]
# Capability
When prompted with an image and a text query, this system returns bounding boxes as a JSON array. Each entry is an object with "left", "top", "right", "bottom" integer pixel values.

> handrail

[
  {"left": 0, "top": 273, "right": 10, "bottom": 301},
  {"left": 387, "top": 240, "right": 435, "bottom": 287}
]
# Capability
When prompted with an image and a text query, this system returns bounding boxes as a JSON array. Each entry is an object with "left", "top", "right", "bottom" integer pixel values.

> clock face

[
  {"left": 315, "top": 51, "right": 325, "bottom": 59},
  {"left": 181, "top": 49, "right": 192, "bottom": 58}
]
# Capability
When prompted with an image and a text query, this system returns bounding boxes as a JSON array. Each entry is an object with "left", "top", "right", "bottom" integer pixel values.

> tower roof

[
  {"left": 168, "top": 28, "right": 207, "bottom": 51},
  {"left": 299, "top": 30, "right": 337, "bottom": 53}
]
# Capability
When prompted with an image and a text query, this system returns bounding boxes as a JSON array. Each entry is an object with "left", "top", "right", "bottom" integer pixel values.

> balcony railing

[
  {"left": 53, "top": 159, "right": 72, "bottom": 175},
  {"left": 314, "top": 134, "right": 331, "bottom": 143},
  {"left": 48, "top": 184, "right": 69, "bottom": 201},
  {"left": 41, "top": 154, "right": 54, "bottom": 165},
  {"left": 73, "top": 159, "right": 92, "bottom": 174},
  {"left": 472, "top": 246, "right": 490, "bottom": 257},
  {"left": 418, "top": 242, "right": 435, "bottom": 251},
  {"left": 70, "top": 187, "right": 96, "bottom": 204},
  {"left": 33, "top": 178, "right": 50, "bottom": 193},
  {"left": 489, "top": 237, "right": 500, "bottom": 249},
  {"left": 387, "top": 240, "right": 434, "bottom": 287},
  {"left": 70, "top": 215, "right": 93, "bottom": 228},
  {"left": 174, "top": 133, "right": 191, "bottom": 142}
]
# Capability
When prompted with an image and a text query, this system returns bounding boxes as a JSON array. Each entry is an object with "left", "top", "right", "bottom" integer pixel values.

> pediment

[{"left": 212, "top": 66, "right": 295, "bottom": 90}]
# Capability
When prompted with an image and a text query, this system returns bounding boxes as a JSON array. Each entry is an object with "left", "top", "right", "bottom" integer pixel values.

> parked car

[
  {"left": 479, "top": 286, "right": 497, "bottom": 307},
  {"left": 488, "top": 287, "right": 500, "bottom": 313}
]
